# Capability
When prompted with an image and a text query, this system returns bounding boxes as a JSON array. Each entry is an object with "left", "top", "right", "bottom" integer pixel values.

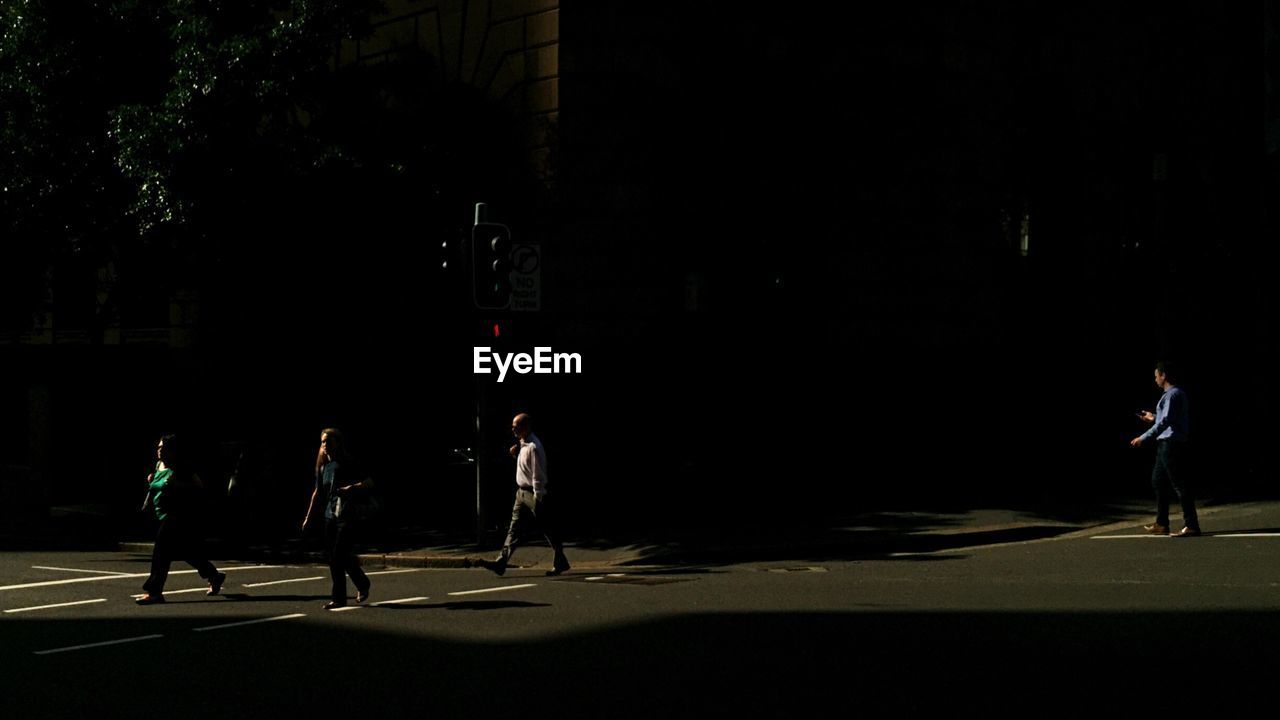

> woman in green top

[{"left": 137, "top": 434, "right": 226, "bottom": 605}]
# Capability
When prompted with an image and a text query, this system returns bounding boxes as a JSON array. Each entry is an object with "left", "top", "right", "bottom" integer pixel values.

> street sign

[{"left": 510, "top": 242, "right": 541, "bottom": 312}]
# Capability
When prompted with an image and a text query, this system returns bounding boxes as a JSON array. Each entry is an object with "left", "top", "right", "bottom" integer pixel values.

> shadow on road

[{"left": 7, "top": 609, "right": 1275, "bottom": 716}]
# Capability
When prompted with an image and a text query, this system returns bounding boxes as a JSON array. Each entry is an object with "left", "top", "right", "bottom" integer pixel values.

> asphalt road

[{"left": 6, "top": 502, "right": 1280, "bottom": 717}]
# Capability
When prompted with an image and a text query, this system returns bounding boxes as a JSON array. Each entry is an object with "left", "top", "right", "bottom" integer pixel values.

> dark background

[{"left": 2, "top": 2, "right": 1275, "bottom": 543}]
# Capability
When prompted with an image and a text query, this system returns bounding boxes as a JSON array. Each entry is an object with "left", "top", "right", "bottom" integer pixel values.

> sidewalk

[
  {"left": 23, "top": 497, "right": 1251, "bottom": 569},
  {"left": 354, "top": 499, "right": 1168, "bottom": 571}
]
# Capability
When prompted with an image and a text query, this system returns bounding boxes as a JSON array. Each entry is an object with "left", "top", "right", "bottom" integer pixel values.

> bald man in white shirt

[{"left": 478, "top": 413, "right": 571, "bottom": 577}]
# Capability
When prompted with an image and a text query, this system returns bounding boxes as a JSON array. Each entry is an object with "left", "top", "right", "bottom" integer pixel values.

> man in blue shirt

[{"left": 1131, "top": 361, "right": 1199, "bottom": 537}]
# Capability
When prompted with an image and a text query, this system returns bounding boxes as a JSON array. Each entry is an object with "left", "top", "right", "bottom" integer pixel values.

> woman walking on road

[
  {"left": 137, "top": 434, "right": 226, "bottom": 605},
  {"left": 303, "top": 428, "right": 375, "bottom": 610}
]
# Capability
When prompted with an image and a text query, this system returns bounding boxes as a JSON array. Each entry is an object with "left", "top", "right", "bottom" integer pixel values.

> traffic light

[{"left": 472, "top": 222, "right": 512, "bottom": 309}]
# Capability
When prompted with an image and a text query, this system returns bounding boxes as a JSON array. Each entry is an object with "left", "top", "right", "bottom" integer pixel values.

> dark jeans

[
  {"left": 1152, "top": 440, "right": 1198, "bottom": 530},
  {"left": 500, "top": 488, "right": 567, "bottom": 567},
  {"left": 143, "top": 515, "right": 219, "bottom": 595},
  {"left": 325, "top": 518, "right": 369, "bottom": 602}
]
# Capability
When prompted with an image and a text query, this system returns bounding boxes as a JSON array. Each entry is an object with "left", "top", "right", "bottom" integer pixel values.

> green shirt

[{"left": 149, "top": 466, "right": 173, "bottom": 521}]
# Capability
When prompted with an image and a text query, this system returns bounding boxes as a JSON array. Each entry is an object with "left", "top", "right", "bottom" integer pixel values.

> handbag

[{"left": 334, "top": 492, "right": 380, "bottom": 521}]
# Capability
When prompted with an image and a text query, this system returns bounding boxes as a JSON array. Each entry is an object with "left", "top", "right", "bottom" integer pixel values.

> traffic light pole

[
  {"left": 475, "top": 202, "right": 486, "bottom": 544},
  {"left": 473, "top": 202, "right": 492, "bottom": 545},
  {"left": 470, "top": 201, "right": 517, "bottom": 545},
  {"left": 475, "top": 376, "right": 486, "bottom": 543}
]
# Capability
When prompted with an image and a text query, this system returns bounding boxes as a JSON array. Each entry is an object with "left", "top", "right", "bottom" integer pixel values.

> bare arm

[
  {"left": 302, "top": 485, "right": 319, "bottom": 531},
  {"left": 141, "top": 472, "right": 153, "bottom": 512}
]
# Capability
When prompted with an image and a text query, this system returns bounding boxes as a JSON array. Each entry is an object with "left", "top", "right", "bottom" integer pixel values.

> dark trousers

[
  {"left": 325, "top": 519, "right": 369, "bottom": 602},
  {"left": 143, "top": 516, "right": 219, "bottom": 595},
  {"left": 500, "top": 488, "right": 567, "bottom": 567},
  {"left": 1152, "top": 440, "right": 1198, "bottom": 530}
]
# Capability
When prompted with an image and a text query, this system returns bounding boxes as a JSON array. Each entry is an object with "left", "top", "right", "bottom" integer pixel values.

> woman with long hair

[
  {"left": 302, "top": 428, "right": 374, "bottom": 610},
  {"left": 137, "top": 434, "right": 226, "bottom": 605}
]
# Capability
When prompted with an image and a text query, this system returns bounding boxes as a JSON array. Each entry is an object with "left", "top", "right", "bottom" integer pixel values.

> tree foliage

[{"left": 1, "top": 0, "right": 527, "bottom": 333}]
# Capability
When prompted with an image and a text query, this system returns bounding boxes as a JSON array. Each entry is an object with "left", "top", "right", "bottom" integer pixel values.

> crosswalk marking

[
  {"left": 6, "top": 598, "right": 108, "bottom": 614},
  {"left": 241, "top": 576, "right": 325, "bottom": 588},
  {"left": 448, "top": 584, "right": 537, "bottom": 596},
  {"left": 1093, "top": 532, "right": 1280, "bottom": 539},
  {"left": 2, "top": 565, "right": 273, "bottom": 592},
  {"left": 193, "top": 614, "right": 306, "bottom": 632},
  {"left": 35, "top": 634, "right": 163, "bottom": 655},
  {"left": 31, "top": 566, "right": 134, "bottom": 576}
]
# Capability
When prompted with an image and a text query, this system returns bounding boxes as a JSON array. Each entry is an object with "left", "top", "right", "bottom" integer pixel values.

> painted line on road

[
  {"left": 31, "top": 566, "right": 134, "bottom": 576},
  {"left": 193, "top": 614, "right": 307, "bottom": 632},
  {"left": 6, "top": 598, "right": 108, "bottom": 614},
  {"left": 1094, "top": 533, "right": 1280, "bottom": 540},
  {"left": 329, "top": 596, "right": 431, "bottom": 612},
  {"left": 448, "top": 584, "right": 537, "bottom": 596},
  {"left": 130, "top": 587, "right": 214, "bottom": 598},
  {"left": 241, "top": 576, "right": 325, "bottom": 588},
  {"left": 34, "top": 634, "right": 163, "bottom": 655},
  {"left": 1, "top": 565, "right": 274, "bottom": 592},
  {"left": 365, "top": 569, "right": 424, "bottom": 577},
  {"left": 373, "top": 596, "right": 430, "bottom": 606}
]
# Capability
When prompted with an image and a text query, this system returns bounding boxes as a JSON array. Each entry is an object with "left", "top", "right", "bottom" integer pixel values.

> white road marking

[
  {"left": 130, "top": 588, "right": 212, "bottom": 598},
  {"left": 6, "top": 598, "right": 108, "bottom": 614},
  {"left": 193, "top": 614, "right": 306, "bottom": 632},
  {"left": 1, "top": 565, "right": 273, "bottom": 592},
  {"left": 31, "top": 566, "right": 134, "bottom": 576},
  {"left": 374, "top": 596, "right": 429, "bottom": 606},
  {"left": 365, "top": 569, "right": 423, "bottom": 577},
  {"left": 1094, "top": 533, "right": 1280, "bottom": 539},
  {"left": 328, "top": 596, "right": 431, "bottom": 612},
  {"left": 34, "top": 634, "right": 163, "bottom": 655},
  {"left": 585, "top": 577, "right": 605, "bottom": 581},
  {"left": 448, "top": 584, "right": 537, "bottom": 596},
  {"left": 241, "top": 576, "right": 325, "bottom": 588}
]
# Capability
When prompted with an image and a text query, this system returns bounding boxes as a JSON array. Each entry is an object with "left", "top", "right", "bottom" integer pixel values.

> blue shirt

[
  {"left": 1141, "top": 386, "right": 1189, "bottom": 442},
  {"left": 317, "top": 460, "right": 364, "bottom": 520}
]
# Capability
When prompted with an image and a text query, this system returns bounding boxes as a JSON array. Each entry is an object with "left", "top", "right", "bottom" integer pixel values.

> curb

[
  {"left": 112, "top": 503, "right": 1255, "bottom": 569},
  {"left": 358, "top": 553, "right": 475, "bottom": 569}
]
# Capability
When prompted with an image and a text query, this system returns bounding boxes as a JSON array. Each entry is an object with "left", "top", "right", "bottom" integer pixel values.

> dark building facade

[{"left": 2, "top": 3, "right": 1272, "bottom": 539}]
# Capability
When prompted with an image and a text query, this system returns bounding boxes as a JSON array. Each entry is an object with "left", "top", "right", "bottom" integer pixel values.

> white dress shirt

[{"left": 516, "top": 433, "right": 549, "bottom": 497}]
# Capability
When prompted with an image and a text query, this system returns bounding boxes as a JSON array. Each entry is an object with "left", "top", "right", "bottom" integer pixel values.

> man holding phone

[{"left": 1131, "top": 361, "right": 1198, "bottom": 537}]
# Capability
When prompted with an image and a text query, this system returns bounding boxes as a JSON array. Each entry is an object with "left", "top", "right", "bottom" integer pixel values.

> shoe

[
  {"left": 323, "top": 600, "right": 347, "bottom": 610},
  {"left": 477, "top": 558, "right": 507, "bottom": 577},
  {"left": 356, "top": 587, "right": 370, "bottom": 604},
  {"left": 207, "top": 572, "right": 227, "bottom": 596},
  {"left": 1172, "top": 527, "right": 1202, "bottom": 538},
  {"left": 1144, "top": 523, "right": 1169, "bottom": 535},
  {"left": 546, "top": 559, "right": 571, "bottom": 577},
  {"left": 135, "top": 594, "right": 165, "bottom": 605}
]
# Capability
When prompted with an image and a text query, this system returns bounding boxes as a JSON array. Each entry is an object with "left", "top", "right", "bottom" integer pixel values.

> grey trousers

[{"left": 500, "top": 487, "right": 567, "bottom": 565}]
